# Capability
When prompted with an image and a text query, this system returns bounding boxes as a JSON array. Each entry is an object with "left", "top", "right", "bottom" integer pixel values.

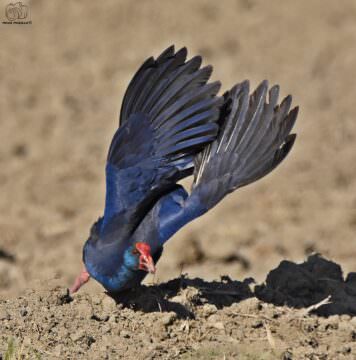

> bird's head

[{"left": 69, "top": 240, "right": 156, "bottom": 295}]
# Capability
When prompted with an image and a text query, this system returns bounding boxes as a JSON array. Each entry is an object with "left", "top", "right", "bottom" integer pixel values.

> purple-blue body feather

[{"left": 82, "top": 46, "right": 298, "bottom": 293}]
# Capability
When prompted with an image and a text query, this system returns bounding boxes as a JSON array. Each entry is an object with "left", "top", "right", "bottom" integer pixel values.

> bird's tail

[{"left": 190, "top": 80, "right": 298, "bottom": 211}]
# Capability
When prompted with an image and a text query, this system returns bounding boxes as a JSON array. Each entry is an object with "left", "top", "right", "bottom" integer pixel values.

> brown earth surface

[{"left": 1, "top": 0, "right": 356, "bottom": 358}]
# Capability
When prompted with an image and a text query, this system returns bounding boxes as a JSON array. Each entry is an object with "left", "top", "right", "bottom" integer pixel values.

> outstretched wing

[
  {"left": 133, "top": 80, "right": 298, "bottom": 253},
  {"left": 190, "top": 80, "right": 298, "bottom": 209},
  {"left": 101, "top": 46, "right": 222, "bottom": 235}
]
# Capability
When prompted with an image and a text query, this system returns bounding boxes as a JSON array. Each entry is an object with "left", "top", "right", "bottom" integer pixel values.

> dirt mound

[
  {"left": 1, "top": 255, "right": 356, "bottom": 359},
  {"left": 256, "top": 254, "right": 356, "bottom": 316}
]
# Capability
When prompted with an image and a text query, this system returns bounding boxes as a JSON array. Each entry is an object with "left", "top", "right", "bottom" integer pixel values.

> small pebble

[
  {"left": 342, "top": 345, "right": 351, "bottom": 354},
  {"left": 120, "top": 330, "right": 131, "bottom": 338},
  {"left": 202, "top": 304, "right": 217, "bottom": 317},
  {"left": 160, "top": 312, "right": 176, "bottom": 326},
  {"left": 70, "top": 329, "right": 85, "bottom": 342},
  {"left": 76, "top": 303, "right": 93, "bottom": 319},
  {"left": 170, "top": 295, "right": 185, "bottom": 305},
  {"left": 252, "top": 320, "right": 263, "bottom": 329},
  {"left": 101, "top": 324, "right": 111, "bottom": 334},
  {"left": 212, "top": 321, "right": 225, "bottom": 330},
  {"left": 282, "top": 350, "right": 293, "bottom": 360},
  {"left": 92, "top": 312, "right": 109, "bottom": 322},
  {"left": 208, "top": 314, "right": 220, "bottom": 323},
  {"left": 20, "top": 307, "right": 28, "bottom": 316},
  {"left": 101, "top": 296, "right": 116, "bottom": 313},
  {"left": 0, "top": 309, "right": 10, "bottom": 321}
]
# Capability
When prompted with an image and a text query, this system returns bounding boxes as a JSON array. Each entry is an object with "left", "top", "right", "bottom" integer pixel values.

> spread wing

[
  {"left": 132, "top": 80, "right": 298, "bottom": 254},
  {"left": 190, "top": 80, "right": 298, "bottom": 209},
  {"left": 100, "top": 46, "right": 222, "bottom": 235}
]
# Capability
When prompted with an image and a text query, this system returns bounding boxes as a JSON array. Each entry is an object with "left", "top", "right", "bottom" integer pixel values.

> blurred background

[{"left": 1, "top": 0, "right": 356, "bottom": 298}]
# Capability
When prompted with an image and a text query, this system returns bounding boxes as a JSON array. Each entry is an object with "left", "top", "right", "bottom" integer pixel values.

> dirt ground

[{"left": 1, "top": 0, "right": 356, "bottom": 358}]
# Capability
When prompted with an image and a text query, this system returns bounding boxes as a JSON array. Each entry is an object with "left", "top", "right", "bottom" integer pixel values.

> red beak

[
  {"left": 69, "top": 267, "right": 90, "bottom": 294},
  {"left": 135, "top": 242, "right": 156, "bottom": 274}
]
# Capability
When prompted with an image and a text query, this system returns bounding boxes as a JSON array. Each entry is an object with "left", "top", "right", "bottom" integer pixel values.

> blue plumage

[{"left": 70, "top": 46, "right": 298, "bottom": 295}]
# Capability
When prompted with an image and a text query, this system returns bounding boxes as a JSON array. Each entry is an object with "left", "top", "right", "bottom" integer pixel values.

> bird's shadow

[
  {"left": 108, "top": 276, "right": 254, "bottom": 319},
  {"left": 107, "top": 254, "right": 356, "bottom": 319}
]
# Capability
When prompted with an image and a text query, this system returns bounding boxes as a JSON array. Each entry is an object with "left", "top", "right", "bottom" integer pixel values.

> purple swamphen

[{"left": 69, "top": 46, "right": 298, "bottom": 294}]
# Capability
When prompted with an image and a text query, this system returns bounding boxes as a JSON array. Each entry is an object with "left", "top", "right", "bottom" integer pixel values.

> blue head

[{"left": 69, "top": 222, "right": 156, "bottom": 294}]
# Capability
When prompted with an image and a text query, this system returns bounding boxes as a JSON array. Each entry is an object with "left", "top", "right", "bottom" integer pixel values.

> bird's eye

[{"left": 132, "top": 248, "right": 139, "bottom": 255}]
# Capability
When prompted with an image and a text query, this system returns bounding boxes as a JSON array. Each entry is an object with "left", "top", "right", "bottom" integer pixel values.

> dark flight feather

[
  {"left": 190, "top": 80, "right": 298, "bottom": 209},
  {"left": 102, "top": 46, "right": 222, "bottom": 234}
]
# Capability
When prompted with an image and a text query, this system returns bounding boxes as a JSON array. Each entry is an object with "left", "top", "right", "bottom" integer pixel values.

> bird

[{"left": 69, "top": 45, "right": 298, "bottom": 295}]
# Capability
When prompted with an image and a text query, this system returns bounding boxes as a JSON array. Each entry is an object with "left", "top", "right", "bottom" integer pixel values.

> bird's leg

[{"left": 69, "top": 267, "right": 90, "bottom": 294}]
